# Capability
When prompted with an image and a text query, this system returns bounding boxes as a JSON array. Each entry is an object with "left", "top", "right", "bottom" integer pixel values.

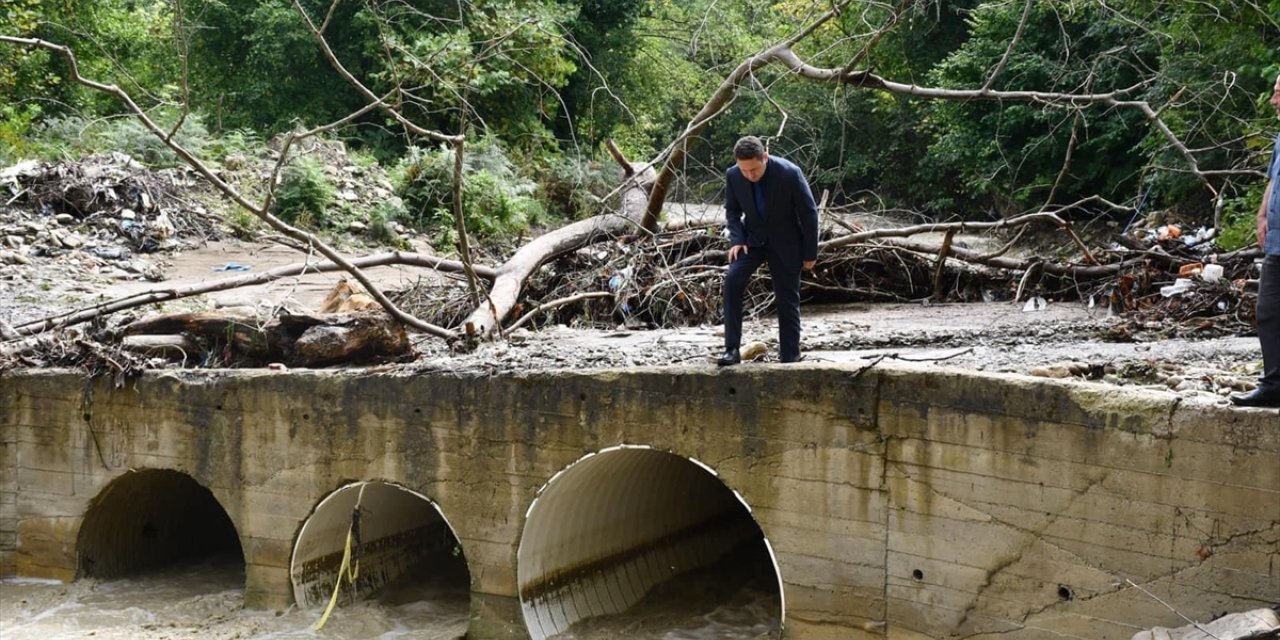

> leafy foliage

[
  {"left": 392, "top": 138, "right": 543, "bottom": 245},
  {"left": 271, "top": 156, "right": 335, "bottom": 227},
  {"left": 2, "top": 0, "right": 1277, "bottom": 232}
]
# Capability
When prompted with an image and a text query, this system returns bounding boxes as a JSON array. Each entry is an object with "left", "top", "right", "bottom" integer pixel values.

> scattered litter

[
  {"left": 213, "top": 263, "right": 252, "bottom": 272},
  {"left": 1160, "top": 278, "right": 1193, "bottom": 298},
  {"left": 1022, "top": 296, "right": 1047, "bottom": 312}
]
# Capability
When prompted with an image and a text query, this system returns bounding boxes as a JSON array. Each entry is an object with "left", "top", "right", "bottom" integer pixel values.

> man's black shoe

[
  {"left": 1230, "top": 386, "right": 1280, "bottom": 408},
  {"left": 716, "top": 349, "right": 741, "bottom": 367}
]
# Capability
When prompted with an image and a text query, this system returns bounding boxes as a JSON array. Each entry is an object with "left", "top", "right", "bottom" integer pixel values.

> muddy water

[
  {"left": 557, "top": 540, "right": 783, "bottom": 640},
  {"left": 0, "top": 550, "right": 781, "bottom": 640},
  {"left": 0, "top": 556, "right": 469, "bottom": 640}
]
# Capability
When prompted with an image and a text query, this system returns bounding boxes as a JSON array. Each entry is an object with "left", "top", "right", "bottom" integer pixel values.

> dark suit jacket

[{"left": 724, "top": 155, "right": 820, "bottom": 264}]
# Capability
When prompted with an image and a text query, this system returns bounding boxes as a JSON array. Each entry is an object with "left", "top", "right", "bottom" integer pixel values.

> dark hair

[{"left": 733, "top": 136, "right": 766, "bottom": 160}]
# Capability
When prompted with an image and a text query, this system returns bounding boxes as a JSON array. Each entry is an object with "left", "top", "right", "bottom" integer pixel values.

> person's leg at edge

[
  {"left": 1258, "top": 254, "right": 1280, "bottom": 389},
  {"left": 768, "top": 248, "right": 803, "bottom": 363},
  {"left": 722, "top": 249, "right": 765, "bottom": 363},
  {"left": 1233, "top": 254, "right": 1280, "bottom": 407}
]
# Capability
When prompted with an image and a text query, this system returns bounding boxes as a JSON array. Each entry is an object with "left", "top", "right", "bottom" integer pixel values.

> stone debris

[{"left": 1130, "top": 608, "right": 1279, "bottom": 640}]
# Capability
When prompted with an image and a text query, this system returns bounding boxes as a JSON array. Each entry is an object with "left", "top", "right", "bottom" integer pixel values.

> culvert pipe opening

[
  {"left": 76, "top": 468, "right": 244, "bottom": 580},
  {"left": 290, "top": 482, "right": 469, "bottom": 629},
  {"left": 517, "top": 447, "right": 783, "bottom": 639}
]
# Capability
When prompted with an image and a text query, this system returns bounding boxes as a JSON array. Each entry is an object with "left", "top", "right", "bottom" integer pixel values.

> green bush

[
  {"left": 0, "top": 103, "right": 42, "bottom": 162},
  {"left": 271, "top": 156, "right": 334, "bottom": 227},
  {"left": 392, "top": 138, "right": 543, "bottom": 245},
  {"left": 27, "top": 111, "right": 208, "bottom": 167},
  {"left": 535, "top": 155, "right": 613, "bottom": 221},
  {"left": 368, "top": 200, "right": 410, "bottom": 249},
  {"left": 1217, "top": 188, "right": 1266, "bottom": 251}
]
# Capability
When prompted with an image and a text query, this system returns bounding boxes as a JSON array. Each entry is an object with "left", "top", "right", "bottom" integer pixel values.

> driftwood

[{"left": 119, "top": 310, "right": 410, "bottom": 367}]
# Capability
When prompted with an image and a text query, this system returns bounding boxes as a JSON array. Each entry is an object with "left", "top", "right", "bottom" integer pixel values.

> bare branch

[
  {"left": 290, "top": 0, "right": 463, "bottom": 145},
  {"left": 981, "top": 0, "right": 1033, "bottom": 92},
  {"left": 9, "top": 252, "right": 492, "bottom": 338},
  {"left": 641, "top": 0, "right": 857, "bottom": 230}
]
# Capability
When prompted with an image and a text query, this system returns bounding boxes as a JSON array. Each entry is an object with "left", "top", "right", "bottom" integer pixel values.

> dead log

[
  {"left": 123, "top": 312, "right": 279, "bottom": 362},
  {"left": 281, "top": 312, "right": 410, "bottom": 367},
  {"left": 120, "top": 310, "right": 409, "bottom": 367},
  {"left": 877, "top": 237, "right": 1144, "bottom": 278}
]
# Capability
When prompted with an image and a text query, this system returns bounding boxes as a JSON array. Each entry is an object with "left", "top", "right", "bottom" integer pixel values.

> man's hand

[
  {"left": 802, "top": 259, "right": 816, "bottom": 272},
  {"left": 1261, "top": 180, "right": 1274, "bottom": 248},
  {"left": 727, "top": 244, "right": 748, "bottom": 262}
]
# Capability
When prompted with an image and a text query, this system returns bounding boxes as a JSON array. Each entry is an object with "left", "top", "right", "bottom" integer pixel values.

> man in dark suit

[
  {"left": 718, "top": 136, "right": 819, "bottom": 366},
  {"left": 1230, "top": 72, "right": 1280, "bottom": 408}
]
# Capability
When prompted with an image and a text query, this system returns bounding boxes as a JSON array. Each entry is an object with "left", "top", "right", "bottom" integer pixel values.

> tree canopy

[{"left": 3, "top": 0, "right": 1278, "bottom": 222}]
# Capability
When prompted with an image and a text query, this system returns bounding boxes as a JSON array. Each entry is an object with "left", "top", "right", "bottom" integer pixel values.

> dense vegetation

[{"left": 2, "top": 0, "right": 1278, "bottom": 247}]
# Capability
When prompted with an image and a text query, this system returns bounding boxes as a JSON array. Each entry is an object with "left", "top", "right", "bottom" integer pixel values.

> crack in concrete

[
  {"left": 888, "top": 457, "right": 1113, "bottom": 635},
  {"left": 891, "top": 455, "right": 1279, "bottom": 638}
]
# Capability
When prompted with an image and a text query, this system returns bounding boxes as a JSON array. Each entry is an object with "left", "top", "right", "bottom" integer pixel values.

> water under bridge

[{"left": 1, "top": 363, "right": 1276, "bottom": 638}]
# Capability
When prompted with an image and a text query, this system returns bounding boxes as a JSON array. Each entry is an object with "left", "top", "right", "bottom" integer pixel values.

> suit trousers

[
  {"left": 1259, "top": 254, "right": 1280, "bottom": 390},
  {"left": 723, "top": 245, "right": 803, "bottom": 362}
]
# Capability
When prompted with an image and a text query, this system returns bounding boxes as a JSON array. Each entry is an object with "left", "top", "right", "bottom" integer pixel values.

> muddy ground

[
  {"left": 0, "top": 153, "right": 1270, "bottom": 407},
  {"left": 0, "top": 232, "right": 1267, "bottom": 405}
]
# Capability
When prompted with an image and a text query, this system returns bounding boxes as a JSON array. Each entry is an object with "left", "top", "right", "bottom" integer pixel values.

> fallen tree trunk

[
  {"left": 459, "top": 161, "right": 656, "bottom": 338},
  {"left": 120, "top": 310, "right": 411, "bottom": 367}
]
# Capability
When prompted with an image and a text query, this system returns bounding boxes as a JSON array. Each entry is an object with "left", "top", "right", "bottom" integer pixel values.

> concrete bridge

[{"left": 1, "top": 363, "right": 1276, "bottom": 639}]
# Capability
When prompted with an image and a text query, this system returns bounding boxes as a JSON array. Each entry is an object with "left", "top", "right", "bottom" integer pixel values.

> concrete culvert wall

[
  {"left": 76, "top": 468, "right": 243, "bottom": 579},
  {"left": 290, "top": 481, "right": 468, "bottom": 609},
  {"left": 517, "top": 447, "right": 782, "bottom": 639}
]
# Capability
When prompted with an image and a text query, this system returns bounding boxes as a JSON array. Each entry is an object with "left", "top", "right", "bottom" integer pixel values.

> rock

[
  {"left": 54, "top": 214, "right": 75, "bottom": 225},
  {"left": 1130, "top": 607, "right": 1278, "bottom": 640},
  {"left": 58, "top": 232, "right": 84, "bottom": 249},
  {"left": 1029, "top": 364, "right": 1072, "bottom": 378},
  {"left": 741, "top": 341, "right": 768, "bottom": 361},
  {"left": 4, "top": 235, "right": 23, "bottom": 248},
  {"left": 348, "top": 221, "right": 368, "bottom": 233},
  {"left": 0, "top": 249, "right": 31, "bottom": 265},
  {"left": 120, "top": 208, "right": 136, "bottom": 220},
  {"left": 339, "top": 189, "right": 358, "bottom": 202}
]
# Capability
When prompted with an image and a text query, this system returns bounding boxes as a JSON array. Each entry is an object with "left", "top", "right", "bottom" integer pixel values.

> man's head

[
  {"left": 1272, "top": 73, "right": 1280, "bottom": 119},
  {"left": 734, "top": 136, "right": 768, "bottom": 183}
]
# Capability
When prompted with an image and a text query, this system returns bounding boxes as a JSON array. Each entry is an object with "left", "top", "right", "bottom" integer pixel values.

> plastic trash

[
  {"left": 212, "top": 262, "right": 252, "bottom": 272},
  {"left": 1200, "top": 264, "right": 1224, "bottom": 281},
  {"left": 1183, "top": 226, "right": 1216, "bottom": 248},
  {"left": 1022, "top": 296, "right": 1047, "bottom": 312},
  {"left": 1160, "top": 278, "right": 1193, "bottom": 297}
]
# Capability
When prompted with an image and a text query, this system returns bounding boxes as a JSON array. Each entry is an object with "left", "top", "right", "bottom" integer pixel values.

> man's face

[
  {"left": 1272, "top": 75, "right": 1280, "bottom": 119},
  {"left": 736, "top": 153, "right": 769, "bottom": 183}
]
